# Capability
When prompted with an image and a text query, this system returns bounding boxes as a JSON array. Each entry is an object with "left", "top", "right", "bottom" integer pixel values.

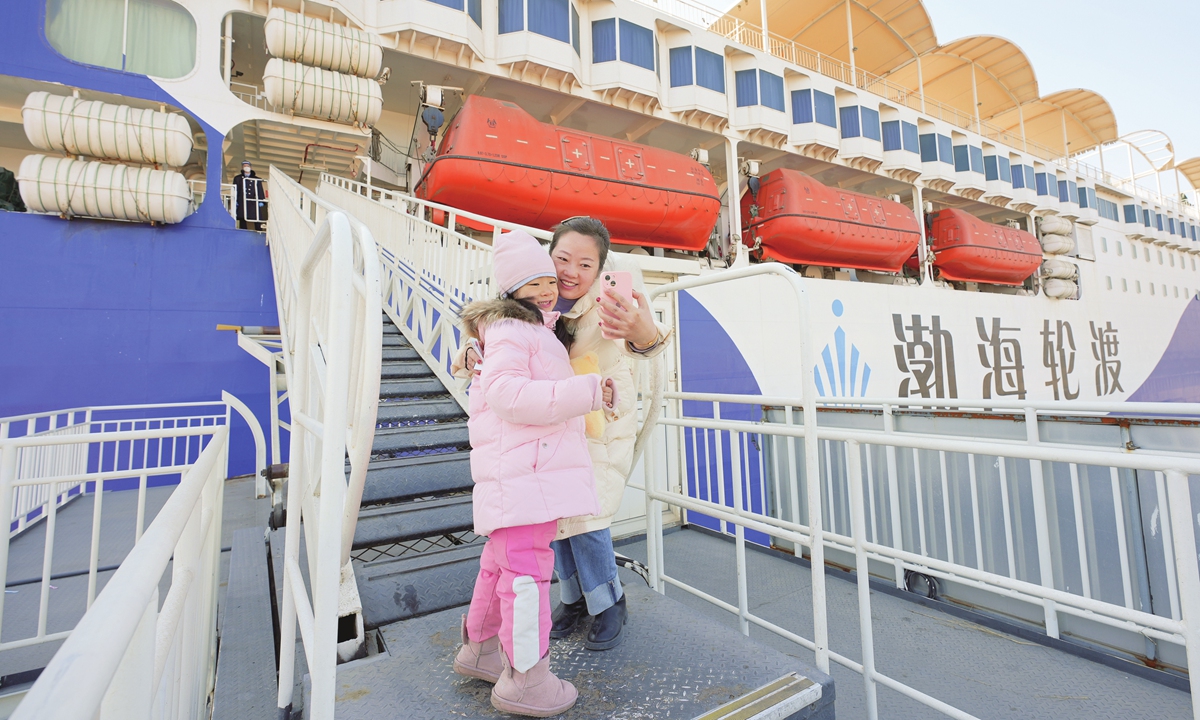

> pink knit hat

[{"left": 492, "top": 230, "right": 556, "bottom": 297}]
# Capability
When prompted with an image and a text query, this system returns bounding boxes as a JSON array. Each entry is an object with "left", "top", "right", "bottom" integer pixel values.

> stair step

[
  {"left": 379, "top": 378, "right": 448, "bottom": 400},
  {"left": 354, "top": 541, "right": 483, "bottom": 628},
  {"left": 380, "top": 360, "right": 435, "bottom": 380},
  {"left": 353, "top": 495, "right": 474, "bottom": 549},
  {"left": 382, "top": 323, "right": 402, "bottom": 335},
  {"left": 382, "top": 335, "right": 412, "bottom": 348},
  {"left": 381, "top": 346, "right": 420, "bottom": 362},
  {"left": 361, "top": 452, "right": 473, "bottom": 506},
  {"left": 372, "top": 421, "right": 468, "bottom": 457},
  {"left": 376, "top": 397, "right": 464, "bottom": 426}
]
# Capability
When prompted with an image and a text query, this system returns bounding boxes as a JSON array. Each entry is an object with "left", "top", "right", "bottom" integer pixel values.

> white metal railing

[
  {"left": 319, "top": 173, "right": 553, "bottom": 408},
  {"left": 641, "top": 264, "right": 1200, "bottom": 719},
  {"left": 230, "top": 81, "right": 276, "bottom": 113},
  {"left": 7, "top": 396, "right": 265, "bottom": 719},
  {"left": 188, "top": 180, "right": 238, "bottom": 219},
  {"left": 266, "top": 168, "right": 382, "bottom": 719}
]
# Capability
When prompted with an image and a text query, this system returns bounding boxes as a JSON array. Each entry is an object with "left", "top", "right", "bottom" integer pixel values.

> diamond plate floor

[
  {"left": 331, "top": 569, "right": 834, "bottom": 719},
  {"left": 618, "top": 528, "right": 1193, "bottom": 720}
]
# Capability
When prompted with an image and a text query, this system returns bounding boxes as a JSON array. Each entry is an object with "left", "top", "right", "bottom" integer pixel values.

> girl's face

[
  {"left": 551, "top": 232, "right": 601, "bottom": 301},
  {"left": 512, "top": 276, "right": 559, "bottom": 311}
]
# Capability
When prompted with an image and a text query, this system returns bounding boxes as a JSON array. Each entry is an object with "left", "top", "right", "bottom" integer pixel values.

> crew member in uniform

[{"left": 233, "top": 160, "right": 266, "bottom": 231}]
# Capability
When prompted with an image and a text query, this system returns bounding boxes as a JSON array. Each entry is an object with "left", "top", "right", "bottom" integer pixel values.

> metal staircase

[{"left": 350, "top": 315, "right": 483, "bottom": 629}]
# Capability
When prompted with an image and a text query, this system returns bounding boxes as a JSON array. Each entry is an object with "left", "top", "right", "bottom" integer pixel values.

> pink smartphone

[{"left": 597, "top": 270, "right": 634, "bottom": 340}]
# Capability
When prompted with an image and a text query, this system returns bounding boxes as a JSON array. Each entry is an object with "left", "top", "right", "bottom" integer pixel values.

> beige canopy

[{"left": 988, "top": 89, "right": 1118, "bottom": 157}]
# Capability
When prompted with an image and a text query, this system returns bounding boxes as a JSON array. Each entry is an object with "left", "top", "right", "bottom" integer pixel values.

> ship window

[
  {"left": 984, "top": 156, "right": 998, "bottom": 180},
  {"left": 1155, "top": 212, "right": 1164, "bottom": 231},
  {"left": 969, "top": 146, "right": 983, "bottom": 173},
  {"left": 1011, "top": 163, "right": 1026, "bottom": 189},
  {"left": 501, "top": 0, "right": 525, "bottom": 32},
  {"left": 793, "top": 90, "right": 814, "bottom": 124},
  {"left": 1057, "top": 180, "right": 1070, "bottom": 203},
  {"left": 669, "top": 47, "right": 692, "bottom": 87},
  {"left": 1150, "top": 283, "right": 1155, "bottom": 295},
  {"left": 1035, "top": 173, "right": 1050, "bottom": 196},
  {"left": 814, "top": 91, "right": 837, "bottom": 127},
  {"left": 1098, "top": 197, "right": 1119, "bottom": 221},
  {"left": 1068, "top": 181, "right": 1078, "bottom": 204},
  {"left": 1137, "top": 280, "right": 1142, "bottom": 293},
  {"left": 1159, "top": 249, "right": 1164, "bottom": 264},
  {"left": 529, "top": 0, "right": 569, "bottom": 43},
  {"left": 1122, "top": 278, "right": 1128, "bottom": 292},
  {"left": 840, "top": 106, "right": 861, "bottom": 138},
  {"left": 570, "top": 4, "right": 579, "bottom": 53},
  {"left": 1105, "top": 276, "right": 1112, "bottom": 290},
  {"left": 46, "top": 0, "right": 196, "bottom": 78},
  {"left": 695, "top": 48, "right": 724, "bottom": 92},
  {"left": 1175, "top": 286, "right": 1180, "bottom": 297},
  {"left": 735, "top": 70, "right": 757, "bottom": 107},
  {"left": 591, "top": 18, "right": 615, "bottom": 62},
  {"left": 860, "top": 107, "right": 880, "bottom": 140},
  {"left": 1101, "top": 237, "right": 1108, "bottom": 252},
  {"left": 953, "top": 145, "right": 969, "bottom": 172},
  {"left": 618, "top": 19, "right": 655, "bottom": 71},
  {"left": 1116, "top": 241, "right": 1122, "bottom": 256},
  {"left": 1146, "top": 248, "right": 1152, "bottom": 263},
  {"left": 759, "top": 71, "right": 784, "bottom": 112},
  {"left": 1123, "top": 204, "right": 1137, "bottom": 223},
  {"left": 1170, "top": 253, "right": 1176, "bottom": 267},
  {"left": 1169, "top": 218, "right": 1177, "bottom": 235},
  {"left": 902, "top": 121, "right": 918, "bottom": 152},
  {"left": 999, "top": 156, "right": 1011, "bottom": 182},
  {"left": 1142, "top": 209, "right": 1152, "bottom": 227},
  {"left": 882, "top": 120, "right": 901, "bottom": 150},
  {"left": 919, "top": 133, "right": 938, "bottom": 162},
  {"left": 937, "top": 135, "right": 953, "bottom": 165},
  {"left": 1130, "top": 244, "right": 1137, "bottom": 258}
]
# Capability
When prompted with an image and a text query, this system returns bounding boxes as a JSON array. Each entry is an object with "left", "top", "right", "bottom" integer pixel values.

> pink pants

[{"left": 465, "top": 520, "right": 557, "bottom": 673}]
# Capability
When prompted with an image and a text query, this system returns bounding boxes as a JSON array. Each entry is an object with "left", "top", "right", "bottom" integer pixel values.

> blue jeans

[{"left": 552, "top": 529, "right": 623, "bottom": 615}]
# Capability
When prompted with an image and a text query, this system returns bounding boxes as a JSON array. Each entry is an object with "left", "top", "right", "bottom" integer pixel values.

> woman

[{"left": 457, "top": 217, "right": 671, "bottom": 651}]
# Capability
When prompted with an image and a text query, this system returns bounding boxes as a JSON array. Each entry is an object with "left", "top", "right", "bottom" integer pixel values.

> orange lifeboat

[
  {"left": 740, "top": 169, "right": 920, "bottom": 272},
  {"left": 415, "top": 96, "right": 721, "bottom": 252},
  {"left": 928, "top": 209, "right": 1042, "bottom": 285}
]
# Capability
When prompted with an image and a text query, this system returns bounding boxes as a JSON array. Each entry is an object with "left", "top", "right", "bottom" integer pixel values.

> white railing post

[
  {"left": 1164, "top": 468, "right": 1200, "bottom": 719},
  {"left": 1024, "top": 407, "right": 1060, "bottom": 638},
  {"left": 846, "top": 439, "right": 879, "bottom": 719}
]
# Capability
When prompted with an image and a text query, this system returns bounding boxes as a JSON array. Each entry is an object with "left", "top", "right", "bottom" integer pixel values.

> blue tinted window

[
  {"left": 968, "top": 146, "right": 983, "bottom": 173},
  {"left": 999, "top": 156, "right": 1011, "bottom": 183},
  {"left": 1123, "top": 204, "right": 1138, "bottom": 223},
  {"left": 919, "top": 133, "right": 938, "bottom": 162},
  {"left": 1011, "top": 164, "right": 1025, "bottom": 189},
  {"left": 840, "top": 106, "right": 861, "bottom": 138},
  {"left": 937, "top": 135, "right": 953, "bottom": 164},
  {"left": 1068, "top": 181, "right": 1078, "bottom": 204},
  {"left": 1170, "top": 218, "right": 1177, "bottom": 234},
  {"left": 1143, "top": 209, "right": 1152, "bottom": 227},
  {"left": 734, "top": 70, "right": 757, "bottom": 107},
  {"left": 1155, "top": 212, "right": 1164, "bottom": 231},
  {"left": 984, "top": 155, "right": 998, "bottom": 181},
  {"left": 570, "top": 4, "right": 579, "bottom": 53},
  {"left": 759, "top": 71, "right": 784, "bottom": 111},
  {"left": 499, "top": 0, "right": 523, "bottom": 33},
  {"left": 953, "top": 145, "right": 969, "bottom": 172},
  {"left": 529, "top": 0, "right": 569, "bottom": 41},
  {"left": 468, "top": 0, "right": 482, "bottom": 26},
  {"left": 1057, "top": 180, "right": 1069, "bottom": 203},
  {"left": 592, "top": 19, "right": 615, "bottom": 62},
  {"left": 860, "top": 107, "right": 880, "bottom": 141},
  {"left": 430, "top": 0, "right": 464, "bottom": 11},
  {"left": 1035, "top": 173, "right": 1049, "bottom": 196},
  {"left": 901, "top": 121, "right": 919, "bottom": 153},
  {"left": 792, "top": 89, "right": 813, "bottom": 124},
  {"left": 694, "top": 48, "right": 724, "bottom": 92},
  {"left": 619, "top": 19, "right": 654, "bottom": 70},
  {"left": 882, "top": 120, "right": 902, "bottom": 151},
  {"left": 814, "top": 91, "right": 836, "bottom": 127},
  {"left": 669, "top": 46, "right": 692, "bottom": 87}
]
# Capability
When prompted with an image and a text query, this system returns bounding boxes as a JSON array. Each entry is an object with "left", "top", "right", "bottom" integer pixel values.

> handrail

[{"left": 267, "top": 167, "right": 382, "bottom": 719}]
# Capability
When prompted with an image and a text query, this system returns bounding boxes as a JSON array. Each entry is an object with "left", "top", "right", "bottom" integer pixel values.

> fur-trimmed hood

[{"left": 460, "top": 298, "right": 547, "bottom": 340}]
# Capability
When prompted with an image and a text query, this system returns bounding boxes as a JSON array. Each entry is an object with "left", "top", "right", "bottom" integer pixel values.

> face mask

[{"left": 243, "top": 168, "right": 250, "bottom": 175}]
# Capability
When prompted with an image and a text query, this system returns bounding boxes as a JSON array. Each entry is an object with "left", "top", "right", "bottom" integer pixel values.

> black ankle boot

[
  {"left": 549, "top": 599, "right": 587, "bottom": 638},
  {"left": 585, "top": 595, "right": 627, "bottom": 650}
]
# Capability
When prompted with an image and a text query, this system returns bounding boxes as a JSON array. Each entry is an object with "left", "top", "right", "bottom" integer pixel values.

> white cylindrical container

[
  {"left": 263, "top": 59, "right": 382, "bottom": 126},
  {"left": 18, "top": 155, "right": 193, "bottom": 224},
  {"left": 1040, "top": 258, "right": 1077, "bottom": 279},
  {"left": 22, "top": 92, "right": 194, "bottom": 168},
  {"left": 1038, "top": 215, "right": 1074, "bottom": 236},
  {"left": 1043, "top": 278, "right": 1078, "bottom": 299},
  {"left": 1040, "top": 234, "right": 1075, "bottom": 255},
  {"left": 264, "top": 8, "right": 383, "bottom": 78}
]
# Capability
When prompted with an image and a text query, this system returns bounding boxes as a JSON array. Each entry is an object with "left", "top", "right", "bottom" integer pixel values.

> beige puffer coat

[{"left": 555, "top": 263, "right": 671, "bottom": 541}]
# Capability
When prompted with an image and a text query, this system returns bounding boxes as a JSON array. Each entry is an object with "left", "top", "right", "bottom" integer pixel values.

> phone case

[{"left": 597, "top": 271, "right": 634, "bottom": 340}]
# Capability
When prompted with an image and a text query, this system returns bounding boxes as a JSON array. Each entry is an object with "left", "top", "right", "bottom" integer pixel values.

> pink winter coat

[{"left": 460, "top": 298, "right": 604, "bottom": 537}]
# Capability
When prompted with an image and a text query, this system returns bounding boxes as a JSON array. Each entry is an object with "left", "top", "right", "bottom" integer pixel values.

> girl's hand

[
  {"left": 597, "top": 289, "right": 657, "bottom": 347},
  {"left": 602, "top": 377, "right": 615, "bottom": 407},
  {"left": 450, "top": 345, "right": 482, "bottom": 379}
]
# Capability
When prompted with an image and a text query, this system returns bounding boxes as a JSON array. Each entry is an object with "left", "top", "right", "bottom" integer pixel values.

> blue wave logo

[{"left": 814, "top": 300, "right": 871, "bottom": 397}]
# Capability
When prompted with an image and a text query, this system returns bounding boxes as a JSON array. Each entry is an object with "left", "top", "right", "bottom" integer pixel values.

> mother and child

[{"left": 449, "top": 217, "right": 672, "bottom": 716}]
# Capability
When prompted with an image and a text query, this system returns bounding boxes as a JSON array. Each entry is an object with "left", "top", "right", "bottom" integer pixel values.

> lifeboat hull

[
  {"left": 741, "top": 169, "right": 920, "bottom": 272},
  {"left": 929, "top": 209, "right": 1042, "bottom": 285},
  {"left": 416, "top": 96, "right": 721, "bottom": 251}
]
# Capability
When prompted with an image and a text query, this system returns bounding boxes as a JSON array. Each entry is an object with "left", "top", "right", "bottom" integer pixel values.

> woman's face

[
  {"left": 551, "top": 231, "right": 601, "bottom": 301},
  {"left": 511, "top": 276, "right": 558, "bottom": 311}
]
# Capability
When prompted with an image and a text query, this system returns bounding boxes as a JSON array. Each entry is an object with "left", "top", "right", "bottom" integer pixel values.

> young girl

[{"left": 453, "top": 229, "right": 613, "bottom": 717}]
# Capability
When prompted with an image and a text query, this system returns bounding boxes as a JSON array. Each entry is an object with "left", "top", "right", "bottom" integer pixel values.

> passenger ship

[{"left": 2, "top": 0, "right": 1200, "bottom": 719}]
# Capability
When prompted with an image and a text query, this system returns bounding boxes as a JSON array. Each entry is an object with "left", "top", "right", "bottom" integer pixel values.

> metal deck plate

[{"left": 331, "top": 569, "right": 834, "bottom": 719}]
